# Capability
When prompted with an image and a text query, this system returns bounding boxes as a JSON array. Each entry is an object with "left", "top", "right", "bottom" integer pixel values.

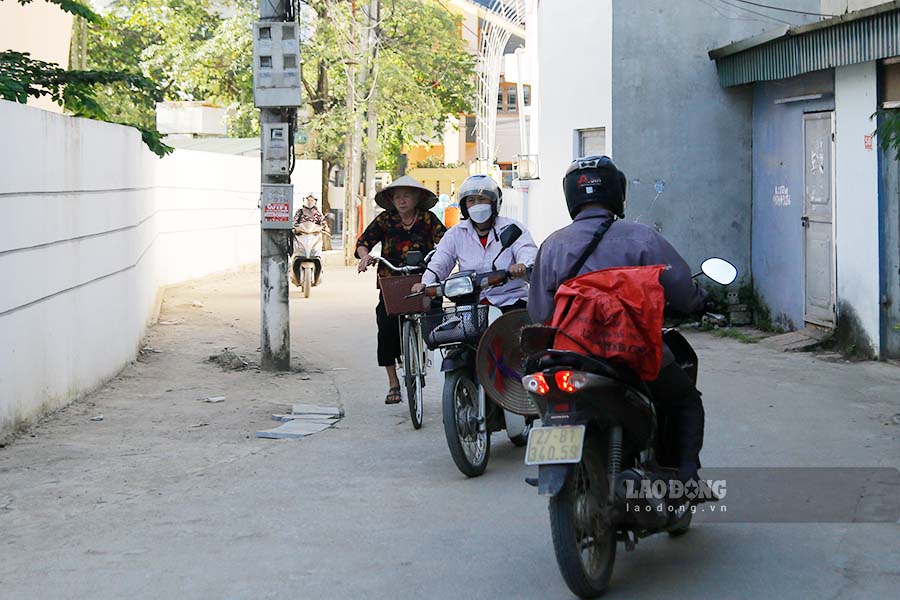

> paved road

[{"left": 1, "top": 266, "right": 898, "bottom": 599}]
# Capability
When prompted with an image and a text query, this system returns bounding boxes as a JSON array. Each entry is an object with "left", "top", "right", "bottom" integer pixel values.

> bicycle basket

[
  {"left": 423, "top": 304, "right": 489, "bottom": 350},
  {"left": 379, "top": 274, "right": 429, "bottom": 316}
]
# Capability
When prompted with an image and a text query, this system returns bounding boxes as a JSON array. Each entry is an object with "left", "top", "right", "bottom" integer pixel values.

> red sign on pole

[{"left": 264, "top": 202, "right": 290, "bottom": 222}]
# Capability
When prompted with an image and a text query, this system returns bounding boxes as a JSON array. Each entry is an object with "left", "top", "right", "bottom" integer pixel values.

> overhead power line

[
  {"left": 727, "top": 0, "right": 837, "bottom": 17},
  {"left": 717, "top": 0, "right": 793, "bottom": 24}
]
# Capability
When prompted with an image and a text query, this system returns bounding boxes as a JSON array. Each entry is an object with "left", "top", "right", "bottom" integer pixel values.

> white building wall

[
  {"left": 834, "top": 61, "right": 881, "bottom": 353},
  {"left": 0, "top": 101, "right": 263, "bottom": 438},
  {"left": 520, "top": 0, "right": 612, "bottom": 243}
]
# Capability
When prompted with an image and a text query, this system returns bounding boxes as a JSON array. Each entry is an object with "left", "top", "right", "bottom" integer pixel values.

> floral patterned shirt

[
  {"left": 356, "top": 209, "right": 447, "bottom": 280},
  {"left": 294, "top": 207, "right": 327, "bottom": 228}
]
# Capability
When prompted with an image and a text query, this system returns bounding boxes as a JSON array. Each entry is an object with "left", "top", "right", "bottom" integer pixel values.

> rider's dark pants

[
  {"left": 499, "top": 299, "right": 528, "bottom": 313},
  {"left": 375, "top": 293, "right": 401, "bottom": 367},
  {"left": 645, "top": 362, "right": 705, "bottom": 479}
]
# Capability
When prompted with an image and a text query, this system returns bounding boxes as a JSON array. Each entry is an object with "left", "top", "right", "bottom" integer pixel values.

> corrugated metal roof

[{"left": 710, "top": 3, "right": 900, "bottom": 87}]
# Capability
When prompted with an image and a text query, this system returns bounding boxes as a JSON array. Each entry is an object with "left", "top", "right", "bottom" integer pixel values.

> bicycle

[{"left": 370, "top": 251, "right": 434, "bottom": 430}]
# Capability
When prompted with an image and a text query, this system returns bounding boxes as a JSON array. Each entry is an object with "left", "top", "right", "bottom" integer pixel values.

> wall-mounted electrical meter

[
  {"left": 253, "top": 21, "right": 302, "bottom": 107},
  {"left": 262, "top": 123, "right": 290, "bottom": 176}
]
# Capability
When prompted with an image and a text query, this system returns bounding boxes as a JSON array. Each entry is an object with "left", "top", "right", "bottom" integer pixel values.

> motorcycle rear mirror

[
  {"left": 405, "top": 250, "right": 424, "bottom": 267},
  {"left": 499, "top": 224, "right": 522, "bottom": 249},
  {"left": 701, "top": 258, "right": 737, "bottom": 286}
]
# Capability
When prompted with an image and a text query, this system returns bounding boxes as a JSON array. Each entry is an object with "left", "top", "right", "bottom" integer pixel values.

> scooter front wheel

[
  {"left": 302, "top": 264, "right": 313, "bottom": 298},
  {"left": 442, "top": 370, "right": 489, "bottom": 477}
]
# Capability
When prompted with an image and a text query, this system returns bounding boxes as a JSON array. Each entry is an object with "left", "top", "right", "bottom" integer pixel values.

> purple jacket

[{"left": 528, "top": 206, "right": 707, "bottom": 325}]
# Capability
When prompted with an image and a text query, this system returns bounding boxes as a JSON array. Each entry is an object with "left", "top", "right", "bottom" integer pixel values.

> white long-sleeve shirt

[{"left": 422, "top": 216, "right": 538, "bottom": 307}]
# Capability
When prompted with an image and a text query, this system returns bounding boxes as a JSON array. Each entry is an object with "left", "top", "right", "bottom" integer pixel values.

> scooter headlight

[{"left": 443, "top": 276, "right": 475, "bottom": 298}]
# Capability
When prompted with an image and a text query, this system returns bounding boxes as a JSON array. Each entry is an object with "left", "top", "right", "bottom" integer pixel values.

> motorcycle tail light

[
  {"left": 551, "top": 402, "right": 570, "bottom": 413},
  {"left": 554, "top": 370, "right": 588, "bottom": 393},
  {"left": 523, "top": 373, "right": 549, "bottom": 395},
  {"left": 555, "top": 370, "right": 575, "bottom": 393}
]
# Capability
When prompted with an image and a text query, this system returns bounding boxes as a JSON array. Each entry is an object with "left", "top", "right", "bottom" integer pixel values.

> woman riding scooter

[
  {"left": 410, "top": 175, "right": 537, "bottom": 306},
  {"left": 290, "top": 193, "right": 328, "bottom": 296}
]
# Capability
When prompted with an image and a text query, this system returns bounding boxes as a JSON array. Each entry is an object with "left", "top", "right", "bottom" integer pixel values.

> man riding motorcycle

[
  {"left": 528, "top": 155, "right": 708, "bottom": 484},
  {"left": 411, "top": 174, "right": 537, "bottom": 309}
]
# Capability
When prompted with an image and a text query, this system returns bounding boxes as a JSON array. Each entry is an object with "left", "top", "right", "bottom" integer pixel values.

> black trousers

[
  {"left": 645, "top": 361, "right": 705, "bottom": 478},
  {"left": 375, "top": 294, "right": 401, "bottom": 367}
]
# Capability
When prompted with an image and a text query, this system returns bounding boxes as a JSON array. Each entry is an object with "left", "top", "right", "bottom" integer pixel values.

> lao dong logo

[{"left": 624, "top": 478, "right": 726, "bottom": 501}]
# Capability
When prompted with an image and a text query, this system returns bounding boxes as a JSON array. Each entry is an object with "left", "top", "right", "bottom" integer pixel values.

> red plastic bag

[{"left": 550, "top": 265, "right": 667, "bottom": 381}]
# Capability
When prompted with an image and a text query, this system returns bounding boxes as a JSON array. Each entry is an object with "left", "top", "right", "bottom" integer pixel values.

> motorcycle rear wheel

[
  {"left": 549, "top": 439, "right": 616, "bottom": 598},
  {"left": 442, "top": 370, "right": 490, "bottom": 477}
]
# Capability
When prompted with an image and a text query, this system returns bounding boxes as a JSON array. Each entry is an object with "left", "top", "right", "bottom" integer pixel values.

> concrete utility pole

[
  {"left": 259, "top": 0, "right": 292, "bottom": 371},
  {"left": 363, "top": 0, "right": 380, "bottom": 229}
]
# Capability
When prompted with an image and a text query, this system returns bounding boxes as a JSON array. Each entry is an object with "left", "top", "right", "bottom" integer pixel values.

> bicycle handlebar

[{"left": 370, "top": 256, "right": 423, "bottom": 275}]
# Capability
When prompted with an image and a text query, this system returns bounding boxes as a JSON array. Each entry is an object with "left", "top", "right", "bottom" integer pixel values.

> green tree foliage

[
  {"left": 876, "top": 110, "right": 900, "bottom": 161},
  {"left": 0, "top": 0, "right": 172, "bottom": 156},
  {"left": 300, "top": 0, "right": 475, "bottom": 177},
  {"left": 84, "top": 0, "right": 258, "bottom": 137},
  {"left": 373, "top": 0, "right": 474, "bottom": 174}
]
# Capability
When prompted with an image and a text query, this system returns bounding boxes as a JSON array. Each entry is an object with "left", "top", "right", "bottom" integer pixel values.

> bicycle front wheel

[{"left": 402, "top": 320, "right": 423, "bottom": 429}]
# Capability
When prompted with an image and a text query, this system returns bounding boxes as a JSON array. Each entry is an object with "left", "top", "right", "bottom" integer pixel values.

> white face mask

[{"left": 468, "top": 204, "right": 493, "bottom": 224}]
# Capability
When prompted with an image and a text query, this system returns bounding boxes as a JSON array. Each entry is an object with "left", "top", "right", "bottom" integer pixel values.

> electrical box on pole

[
  {"left": 260, "top": 184, "right": 294, "bottom": 229},
  {"left": 252, "top": 22, "right": 302, "bottom": 108},
  {"left": 262, "top": 123, "right": 291, "bottom": 176}
]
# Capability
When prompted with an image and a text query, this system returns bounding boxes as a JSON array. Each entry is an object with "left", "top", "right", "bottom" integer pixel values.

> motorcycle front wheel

[
  {"left": 302, "top": 264, "right": 313, "bottom": 298},
  {"left": 442, "top": 370, "right": 490, "bottom": 477},
  {"left": 549, "top": 438, "right": 616, "bottom": 598}
]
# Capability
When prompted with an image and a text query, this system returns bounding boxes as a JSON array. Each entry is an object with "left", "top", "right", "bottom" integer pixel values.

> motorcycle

[
  {"left": 518, "top": 257, "right": 738, "bottom": 598},
  {"left": 290, "top": 221, "right": 324, "bottom": 298},
  {"left": 415, "top": 224, "right": 534, "bottom": 477}
]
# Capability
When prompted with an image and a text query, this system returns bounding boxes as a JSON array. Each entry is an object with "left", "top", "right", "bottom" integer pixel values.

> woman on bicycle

[
  {"left": 356, "top": 176, "right": 447, "bottom": 405},
  {"left": 411, "top": 174, "right": 537, "bottom": 311}
]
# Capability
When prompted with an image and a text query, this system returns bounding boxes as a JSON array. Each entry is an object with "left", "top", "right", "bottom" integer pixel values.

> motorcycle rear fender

[
  {"left": 537, "top": 464, "right": 570, "bottom": 496},
  {"left": 441, "top": 349, "right": 472, "bottom": 372}
]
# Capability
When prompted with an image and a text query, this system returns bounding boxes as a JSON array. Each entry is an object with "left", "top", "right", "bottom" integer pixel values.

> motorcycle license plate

[{"left": 524, "top": 425, "right": 586, "bottom": 466}]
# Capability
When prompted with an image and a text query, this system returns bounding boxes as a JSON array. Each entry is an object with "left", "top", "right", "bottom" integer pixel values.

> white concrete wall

[
  {"left": 495, "top": 117, "right": 522, "bottom": 164},
  {"left": 520, "top": 0, "right": 612, "bottom": 243},
  {"left": 156, "top": 103, "right": 227, "bottom": 137},
  {"left": 834, "top": 61, "right": 880, "bottom": 353},
  {"left": 0, "top": 101, "right": 261, "bottom": 438}
]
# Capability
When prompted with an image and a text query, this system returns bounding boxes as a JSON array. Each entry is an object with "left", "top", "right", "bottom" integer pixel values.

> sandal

[{"left": 385, "top": 386, "right": 402, "bottom": 405}]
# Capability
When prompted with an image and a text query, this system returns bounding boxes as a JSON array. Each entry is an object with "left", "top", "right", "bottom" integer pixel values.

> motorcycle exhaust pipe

[{"left": 616, "top": 469, "right": 669, "bottom": 529}]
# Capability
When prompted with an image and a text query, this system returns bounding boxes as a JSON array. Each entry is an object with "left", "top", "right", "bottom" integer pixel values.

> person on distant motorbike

[
  {"left": 356, "top": 176, "right": 447, "bottom": 405},
  {"left": 528, "top": 156, "right": 709, "bottom": 485},
  {"left": 294, "top": 193, "right": 329, "bottom": 232},
  {"left": 411, "top": 174, "right": 537, "bottom": 312}
]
